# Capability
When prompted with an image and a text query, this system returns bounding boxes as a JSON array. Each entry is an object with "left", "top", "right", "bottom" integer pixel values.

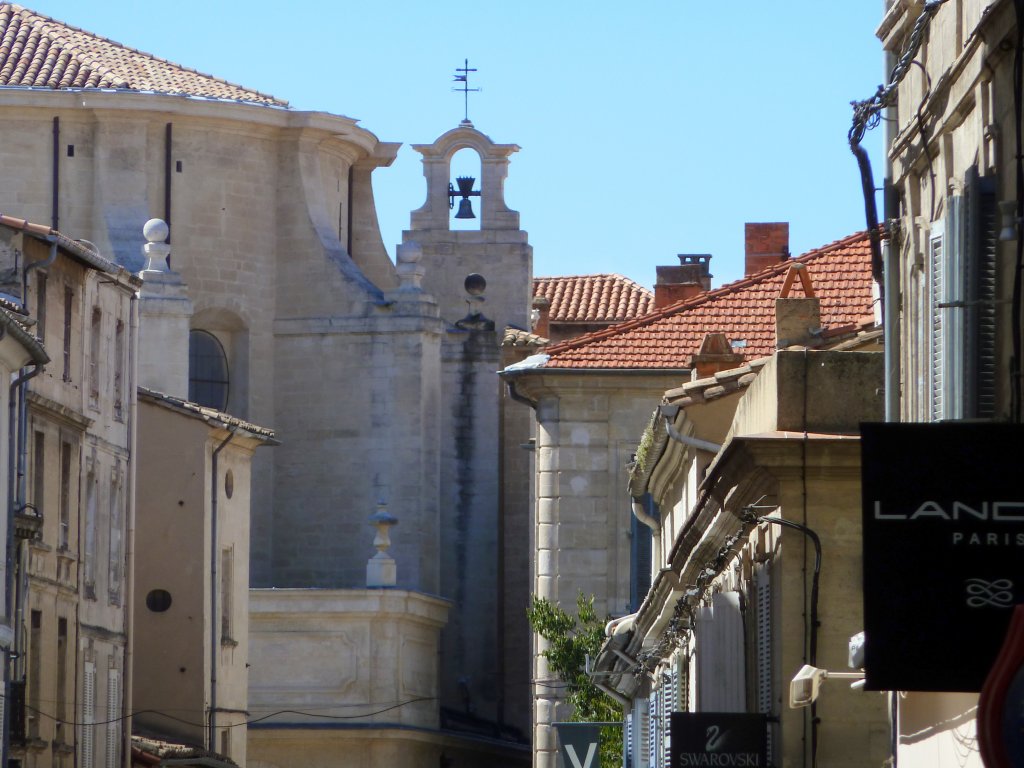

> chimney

[
  {"left": 690, "top": 332, "right": 745, "bottom": 379},
  {"left": 655, "top": 254, "right": 712, "bottom": 308},
  {"left": 531, "top": 295, "right": 551, "bottom": 339},
  {"left": 745, "top": 222, "right": 789, "bottom": 276},
  {"left": 775, "top": 264, "right": 821, "bottom": 348}
]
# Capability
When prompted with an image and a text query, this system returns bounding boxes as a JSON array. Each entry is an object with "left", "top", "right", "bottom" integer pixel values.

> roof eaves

[
  {"left": 0, "top": 306, "right": 47, "bottom": 364},
  {"left": 138, "top": 387, "right": 278, "bottom": 443}
]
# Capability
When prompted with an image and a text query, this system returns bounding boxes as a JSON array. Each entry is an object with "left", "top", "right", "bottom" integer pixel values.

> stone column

[{"left": 534, "top": 394, "right": 562, "bottom": 768}]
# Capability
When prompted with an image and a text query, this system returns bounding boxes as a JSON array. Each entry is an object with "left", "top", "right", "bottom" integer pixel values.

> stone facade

[
  {"left": 502, "top": 371, "right": 684, "bottom": 767},
  {"left": 0, "top": 31, "right": 537, "bottom": 758},
  {"left": 593, "top": 351, "right": 889, "bottom": 768},
  {"left": 880, "top": 1, "right": 1021, "bottom": 764},
  {"left": 132, "top": 392, "right": 274, "bottom": 766},
  {"left": 0, "top": 224, "right": 139, "bottom": 768}
]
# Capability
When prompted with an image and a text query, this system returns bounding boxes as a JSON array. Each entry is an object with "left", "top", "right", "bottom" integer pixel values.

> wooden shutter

[
  {"left": 929, "top": 227, "right": 947, "bottom": 421},
  {"left": 964, "top": 168, "right": 998, "bottom": 419},
  {"left": 105, "top": 668, "right": 120, "bottom": 768},
  {"left": 755, "top": 563, "right": 774, "bottom": 760},
  {"left": 648, "top": 689, "right": 659, "bottom": 768},
  {"left": 635, "top": 698, "right": 651, "bottom": 768},
  {"left": 82, "top": 661, "right": 95, "bottom": 768}
]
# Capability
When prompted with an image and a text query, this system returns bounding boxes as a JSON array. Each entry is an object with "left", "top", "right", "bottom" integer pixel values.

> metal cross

[{"left": 452, "top": 59, "right": 480, "bottom": 123}]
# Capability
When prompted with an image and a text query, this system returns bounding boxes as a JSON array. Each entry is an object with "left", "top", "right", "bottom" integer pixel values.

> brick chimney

[
  {"left": 655, "top": 254, "right": 713, "bottom": 308},
  {"left": 531, "top": 295, "right": 551, "bottom": 338},
  {"left": 690, "top": 332, "right": 745, "bottom": 379},
  {"left": 745, "top": 222, "right": 789, "bottom": 276}
]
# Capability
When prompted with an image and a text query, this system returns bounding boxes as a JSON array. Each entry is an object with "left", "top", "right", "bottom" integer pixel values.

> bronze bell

[{"left": 455, "top": 198, "right": 476, "bottom": 219}]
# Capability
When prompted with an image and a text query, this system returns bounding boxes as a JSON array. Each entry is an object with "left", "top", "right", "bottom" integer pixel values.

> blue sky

[{"left": 33, "top": 1, "right": 887, "bottom": 289}]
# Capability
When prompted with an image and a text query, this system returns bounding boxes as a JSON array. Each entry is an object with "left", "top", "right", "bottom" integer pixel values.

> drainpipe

[
  {"left": 5, "top": 242, "right": 56, "bottom": 767},
  {"left": 209, "top": 428, "right": 236, "bottom": 752},
  {"left": 122, "top": 292, "right": 139, "bottom": 768},
  {"left": 4, "top": 361, "right": 42, "bottom": 768},
  {"left": 883, "top": 46, "right": 900, "bottom": 423},
  {"left": 659, "top": 406, "right": 722, "bottom": 454},
  {"left": 52, "top": 117, "right": 59, "bottom": 231}
]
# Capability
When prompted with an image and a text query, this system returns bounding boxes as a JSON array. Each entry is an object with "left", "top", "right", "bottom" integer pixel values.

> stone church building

[{"left": 0, "top": 4, "right": 534, "bottom": 765}]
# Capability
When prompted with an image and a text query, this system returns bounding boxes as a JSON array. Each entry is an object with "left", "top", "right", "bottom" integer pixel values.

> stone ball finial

[{"left": 143, "top": 218, "right": 169, "bottom": 244}]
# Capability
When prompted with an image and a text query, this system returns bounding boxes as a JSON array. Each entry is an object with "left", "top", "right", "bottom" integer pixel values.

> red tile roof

[
  {"left": 533, "top": 274, "right": 654, "bottom": 324},
  {"left": 541, "top": 231, "right": 876, "bottom": 370},
  {"left": 0, "top": 4, "right": 286, "bottom": 105}
]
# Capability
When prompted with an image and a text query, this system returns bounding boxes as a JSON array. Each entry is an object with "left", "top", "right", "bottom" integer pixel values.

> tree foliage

[{"left": 527, "top": 592, "right": 623, "bottom": 766}]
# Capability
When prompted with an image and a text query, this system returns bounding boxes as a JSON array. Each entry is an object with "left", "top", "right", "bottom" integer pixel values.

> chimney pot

[
  {"left": 531, "top": 295, "right": 551, "bottom": 339},
  {"left": 654, "top": 254, "right": 713, "bottom": 308}
]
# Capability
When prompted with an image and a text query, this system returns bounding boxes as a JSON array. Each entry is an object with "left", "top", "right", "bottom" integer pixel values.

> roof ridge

[
  {"left": 0, "top": 4, "right": 288, "bottom": 105},
  {"left": 543, "top": 230, "right": 873, "bottom": 358}
]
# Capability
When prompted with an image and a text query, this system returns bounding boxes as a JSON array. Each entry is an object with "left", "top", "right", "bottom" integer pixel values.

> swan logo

[{"left": 705, "top": 725, "right": 727, "bottom": 751}]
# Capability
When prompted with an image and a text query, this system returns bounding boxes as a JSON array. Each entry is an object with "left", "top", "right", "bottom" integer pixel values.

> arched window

[{"left": 189, "top": 330, "right": 229, "bottom": 411}]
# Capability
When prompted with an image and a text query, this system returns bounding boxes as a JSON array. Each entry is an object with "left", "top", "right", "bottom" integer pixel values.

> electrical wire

[{"left": 14, "top": 695, "right": 437, "bottom": 730}]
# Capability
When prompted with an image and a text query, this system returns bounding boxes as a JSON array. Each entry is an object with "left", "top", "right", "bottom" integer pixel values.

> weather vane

[{"left": 452, "top": 59, "right": 480, "bottom": 124}]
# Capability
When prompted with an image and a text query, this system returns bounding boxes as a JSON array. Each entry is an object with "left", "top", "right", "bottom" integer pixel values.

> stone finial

[
  {"left": 140, "top": 218, "right": 171, "bottom": 273},
  {"left": 396, "top": 242, "right": 425, "bottom": 291},
  {"left": 367, "top": 502, "right": 398, "bottom": 587}
]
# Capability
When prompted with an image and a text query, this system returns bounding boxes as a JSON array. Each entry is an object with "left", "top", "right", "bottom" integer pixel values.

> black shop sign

[
  {"left": 861, "top": 422, "right": 1024, "bottom": 691},
  {"left": 670, "top": 713, "right": 767, "bottom": 767}
]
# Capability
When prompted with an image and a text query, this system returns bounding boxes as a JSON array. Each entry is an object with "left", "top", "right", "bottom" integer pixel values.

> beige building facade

[
  {"left": 0, "top": 6, "right": 538, "bottom": 763},
  {"left": 0, "top": 218, "right": 139, "bottom": 768},
  {"left": 878, "top": 0, "right": 1022, "bottom": 764},
  {"left": 132, "top": 390, "right": 275, "bottom": 766},
  {"left": 594, "top": 348, "right": 889, "bottom": 768}
]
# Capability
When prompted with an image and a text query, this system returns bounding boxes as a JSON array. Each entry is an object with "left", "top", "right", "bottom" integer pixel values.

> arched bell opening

[{"left": 449, "top": 147, "right": 482, "bottom": 231}]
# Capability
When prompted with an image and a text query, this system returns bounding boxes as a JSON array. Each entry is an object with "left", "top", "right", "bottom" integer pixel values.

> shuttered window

[
  {"left": 630, "top": 495, "right": 656, "bottom": 612},
  {"left": 929, "top": 168, "right": 999, "bottom": 421},
  {"left": 754, "top": 563, "right": 775, "bottom": 761},
  {"left": 105, "top": 668, "right": 120, "bottom": 768},
  {"left": 82, "top": 661, "right": 95, "bottom": 768},
  {"left": 695, "top": 592, "right": 746, "bottom": 712},
  {"left": 663, "top": 668, "right": 679, "bottom": 768},
  {"left": 648, "top": 689, "right": 659, "bottom": 768},
  {"left": 634, "top": 698, "right": 651, "bottom": 768}
]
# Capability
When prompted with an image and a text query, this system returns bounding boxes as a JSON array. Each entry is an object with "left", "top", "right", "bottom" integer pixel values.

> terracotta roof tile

[
  {"left": 533, "top": 274, "right": 654, "bottom": 324},
  {"left": 0, "top": 4, "right": 286, "bottom": 105},
  {"left": 540, "top": 231, "right": 877, "bottom": 370}
]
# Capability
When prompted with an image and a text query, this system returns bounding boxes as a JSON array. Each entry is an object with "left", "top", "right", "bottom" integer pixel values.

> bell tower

[
  {"left": 401, "top": 121, "right": 533, "bottom": 736},
  {"left": 406, "top": 122, "right": 531, "bottom": 333}
]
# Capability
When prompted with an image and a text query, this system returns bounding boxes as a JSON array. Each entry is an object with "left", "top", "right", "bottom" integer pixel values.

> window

[
  {"left": 188, "top": 330, "right": 229, "bottom": 411},
  {"left": 32, "top": 431, "right": 44, "bottom": 519},
  {"left": 59, "top": 440, "right": 71, "bottom": 550},
  {"left": 221, "top": 547, "right": 234, "bottom": 643},
  {"left": 56, "top": 618, "right": 68, "bottom": 745},
  {"left": 28, "top": 611, "right": 40, "bottom": 739},
  {"left": 88, "top": 308, "right": 101, "bottom": 408},
  {"left": 82, "top": 660, "right": 95, "bottom": 768},
  {"left": 105, "top": 665, "right": 120, "bottom": 768},
  {"left": 84, "top": 466, "right": 96, "bottom": 599},
  {"left": 630, "top": 495, "right": 656, "bottom": 612},
  {"left": 62, "top": 286, "right": 73, "bottom": 382},
  {"left": 928, "top": 168, "right": 998, "bottom": 421},
  {"left": 113, "top": 320, "right": 125, "bottom": 420},
  {"left": 35, "top": 272, "right": 46, "bottom": 343},
  {"left": 754, "top": 562, "right": 775, "bottom": 760},
  {"left": 108, "top": 467, "right": 123, "bottom": 605}
]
